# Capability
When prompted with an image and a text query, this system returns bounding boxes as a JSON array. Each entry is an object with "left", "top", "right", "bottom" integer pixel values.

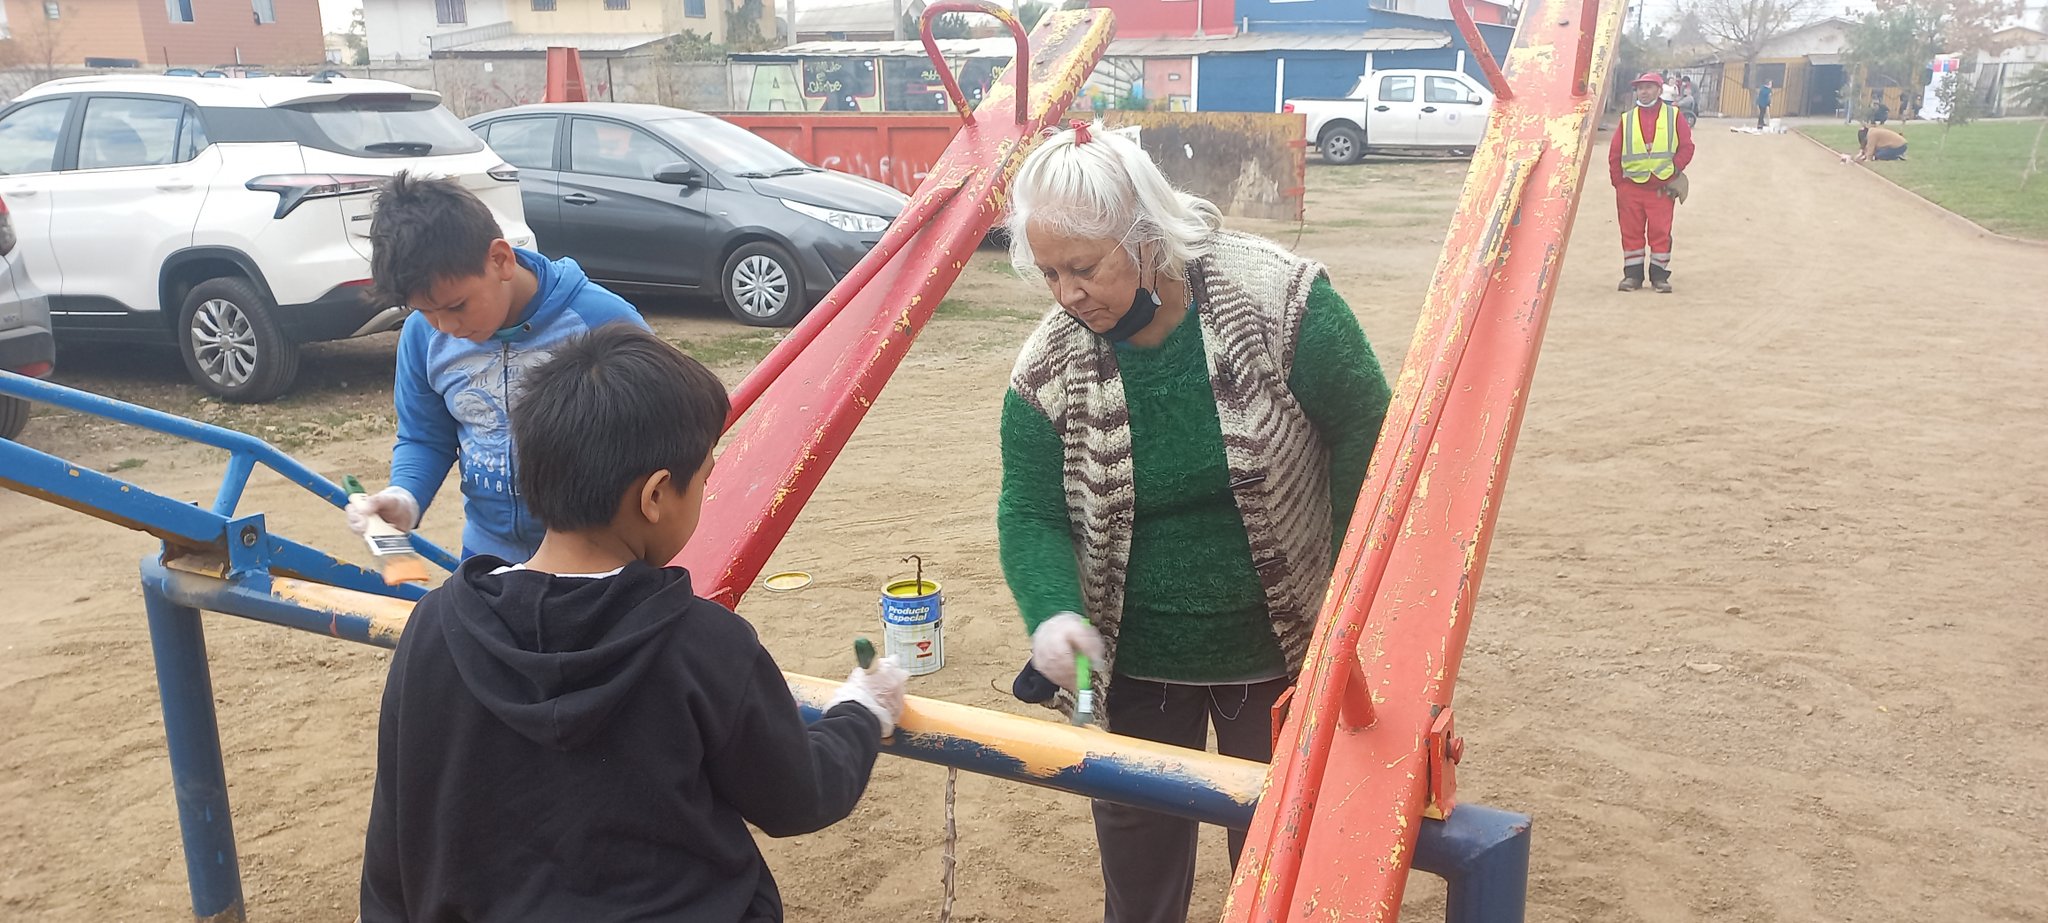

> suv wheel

[
  {"left": 177, "top": 277, "right": 300, "bottom": 403},
  {"left": 0, "top": 395, "right": 27, "bottom": 441},
  {"left": 1321, "top": 125, "right": 1366, "bottom": 165},
  {"left": 721, "top": 242, "right": 806, "bottom": 327}
]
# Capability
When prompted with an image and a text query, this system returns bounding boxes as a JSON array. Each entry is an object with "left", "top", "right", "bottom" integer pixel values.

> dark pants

[
  {"left": 1756, "top": 104, "right": 1770, "bottom": 128},
  {"left": 1093, "top": 674, "right": 1290, "bottom": 923},
  {"left": 1875, "top": 144, "right": 1907, "bottom": 161}
]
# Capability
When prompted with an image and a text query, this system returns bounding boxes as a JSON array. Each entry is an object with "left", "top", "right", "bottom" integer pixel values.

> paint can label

[{"left": 881, "top": 579, "right": 944, "bottom": 676}]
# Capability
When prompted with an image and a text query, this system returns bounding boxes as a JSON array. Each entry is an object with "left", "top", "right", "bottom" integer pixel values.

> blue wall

[
  {"left": 1196, "top": 47, "right": 1506, "bottom": 112},
  {"left": 1190, "top": 6, "right": 1516, "bottom": 112}
]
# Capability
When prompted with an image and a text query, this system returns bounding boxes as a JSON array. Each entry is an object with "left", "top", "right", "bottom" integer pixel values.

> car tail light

[
  {"left": 0, "top": 194, "right": 14, "bottom": 257},
  {"left": 1282, "top": 103, "right": 1295, "bottom": 114},
  {"left": 246, "top": 174, "right": 386, "bottom": 219},
  {"left": 14, "top": 361, "right": 52, "bottom": 378},
  {"left": 487, "top": 164, "right": 520, "bottom": 182}
]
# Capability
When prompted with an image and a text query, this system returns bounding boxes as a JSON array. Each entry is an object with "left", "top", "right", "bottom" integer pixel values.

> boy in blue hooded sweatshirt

[{"left": 344, "top": 172, "right": 649, "bottom": 561}]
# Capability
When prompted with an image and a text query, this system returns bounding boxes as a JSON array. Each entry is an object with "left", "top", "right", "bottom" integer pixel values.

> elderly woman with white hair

[{"left": 996, "top": 123, "right": 1393, "bottom": 922}]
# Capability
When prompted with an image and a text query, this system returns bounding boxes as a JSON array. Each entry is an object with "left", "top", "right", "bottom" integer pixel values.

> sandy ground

[{"left": 4, "top": 121, "right": 2047, "bottom": 922}]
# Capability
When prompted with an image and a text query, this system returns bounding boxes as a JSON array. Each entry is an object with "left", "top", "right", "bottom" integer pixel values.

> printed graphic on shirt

[{"left": 445, "top": 346, "right": 559, "bottom": 497}]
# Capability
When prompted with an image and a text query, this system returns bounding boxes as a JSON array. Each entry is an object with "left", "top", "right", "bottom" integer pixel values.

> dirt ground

[{"left": 4, "top": 121, "right": 2047, "bottom": 922}]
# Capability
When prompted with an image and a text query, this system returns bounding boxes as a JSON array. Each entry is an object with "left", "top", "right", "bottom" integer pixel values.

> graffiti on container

[{"left": 816, "top": 152, "right": 933, "bottom": 190}]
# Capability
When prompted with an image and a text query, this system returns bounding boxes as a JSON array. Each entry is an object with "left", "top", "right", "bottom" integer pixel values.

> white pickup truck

[{"left": 1283, "top": 69, "right": 1495, "bottom": 164}]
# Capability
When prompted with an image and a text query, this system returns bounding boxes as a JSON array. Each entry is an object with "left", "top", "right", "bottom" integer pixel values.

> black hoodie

[{"left": 361, "top": 557, "right": 882, "bottom": 922}]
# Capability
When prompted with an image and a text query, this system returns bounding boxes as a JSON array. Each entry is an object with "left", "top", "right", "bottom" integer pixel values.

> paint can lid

[{"left": 763, "top": 571, "right": 814, "bottom": 592}]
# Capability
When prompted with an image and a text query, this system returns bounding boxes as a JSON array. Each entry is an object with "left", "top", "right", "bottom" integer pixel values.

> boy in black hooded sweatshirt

[{"left": 360, "top": 325, "right": 909, "bottom": 922}]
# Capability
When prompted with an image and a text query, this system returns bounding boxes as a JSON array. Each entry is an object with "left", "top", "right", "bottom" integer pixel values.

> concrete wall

[{"left": 418, "top": 56, "right": 730, "bottom": 116}]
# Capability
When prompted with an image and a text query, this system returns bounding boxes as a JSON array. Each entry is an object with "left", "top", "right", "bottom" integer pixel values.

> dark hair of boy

[
  {"left": 367, "top": 171, "right": 505, "bottom": 309},
  {"left": 513, "top": 325, "right": 730, "bottom": 531}
]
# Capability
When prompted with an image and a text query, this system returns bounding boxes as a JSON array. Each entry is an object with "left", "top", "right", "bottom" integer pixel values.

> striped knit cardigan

[{"left": 1008, "top": 231, "right": 1334, "bottom": 697}]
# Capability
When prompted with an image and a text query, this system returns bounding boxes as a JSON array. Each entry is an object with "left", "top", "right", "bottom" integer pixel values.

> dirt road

[{"left": 3, "top": 122, "right": 2045, "bottom": 922}]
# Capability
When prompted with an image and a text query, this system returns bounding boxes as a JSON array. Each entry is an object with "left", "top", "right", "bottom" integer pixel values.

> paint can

[{"left": 881, "top": 577, "right": 944, "bottom": 677}]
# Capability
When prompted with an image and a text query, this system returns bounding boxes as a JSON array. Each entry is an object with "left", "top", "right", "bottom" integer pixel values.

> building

[
  {"left": 1976, "top": 25, "right": 2047, "bottom": 115},
  {"left": 791, "top": 0, "right": 917, "bottom": 42},
  {"left": 1694, "top": 17, "right": 1857, "bottom": 120},
  {"left": 1083, "top": 0, "right": 1517, "bottom": 111},
  {"left": 365, "top": 0, "right": 773, "bottom": 62},
  {"left": 0, "top": 0, "right": 325, "bottom": 68}
]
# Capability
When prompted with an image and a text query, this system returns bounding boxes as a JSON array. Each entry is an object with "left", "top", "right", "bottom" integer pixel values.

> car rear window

[
  {"left": 287, "top": 95, "right": 482, "bottom": 157},
  {"left": 199, "top": 94, "right": 483, "bottom": 158}
]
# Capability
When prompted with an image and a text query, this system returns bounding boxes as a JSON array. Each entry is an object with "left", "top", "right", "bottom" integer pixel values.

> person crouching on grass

[{"left": 359, "top": 324, "right": 909, "bottom": 922}]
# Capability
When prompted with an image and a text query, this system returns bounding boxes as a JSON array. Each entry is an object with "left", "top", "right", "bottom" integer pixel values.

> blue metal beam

[
  {"left": 141, "top": 560, "right": 1531, "bottom": 905},
  {"left": 0, "top": 370, "right": 459, "bottom": 594}
]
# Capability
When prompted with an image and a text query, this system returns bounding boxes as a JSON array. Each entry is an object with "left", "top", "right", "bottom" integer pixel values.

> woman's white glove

[
  {"left": 345, "top": 486, "right": 421, "bottom": 535},
  {"left": 828, "top": 655, "right": 910, "bottom": 737},
  {"left": 1030, "top": 612, "right": 1104, "bottom": 691}
]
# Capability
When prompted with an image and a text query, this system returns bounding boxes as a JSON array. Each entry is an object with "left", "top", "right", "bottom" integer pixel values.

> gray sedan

[{"left": 467, "top": 103, "right": 908, "bottom": 327}]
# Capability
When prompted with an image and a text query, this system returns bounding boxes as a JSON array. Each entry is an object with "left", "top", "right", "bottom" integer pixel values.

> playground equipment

[{"left": 0, "top": 0, "right": 1628, "bottom": 918}]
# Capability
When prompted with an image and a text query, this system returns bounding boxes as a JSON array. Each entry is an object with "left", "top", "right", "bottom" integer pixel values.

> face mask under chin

[{"left": 1076, "top": 286, "right": 1163, "bottom": 343}]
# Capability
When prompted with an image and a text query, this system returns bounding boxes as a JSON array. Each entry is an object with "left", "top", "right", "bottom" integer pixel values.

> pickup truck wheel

[
  {"left": 0, "top": 395, "right": 27, "bottom": 440},
  {"left": 177, "top": 276, "right": 300, "bottom": 403},
  {"left": 1321, "top": 126, "right": 1366, "bottom": 165}
]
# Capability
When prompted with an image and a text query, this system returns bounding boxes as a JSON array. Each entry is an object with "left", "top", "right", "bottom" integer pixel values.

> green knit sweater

[{"left": 997, "top": 276, "right": 1392, "bottom": 683}]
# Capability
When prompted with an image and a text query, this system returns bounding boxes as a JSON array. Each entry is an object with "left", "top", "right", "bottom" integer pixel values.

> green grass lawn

[{"left": 1801, "top": 120, "right": 2048, "bottom": 240}]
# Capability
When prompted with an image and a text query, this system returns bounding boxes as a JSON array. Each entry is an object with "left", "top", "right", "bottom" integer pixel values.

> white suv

[{"left": 0, "top": 75, "right": 534, "bottom": 401}]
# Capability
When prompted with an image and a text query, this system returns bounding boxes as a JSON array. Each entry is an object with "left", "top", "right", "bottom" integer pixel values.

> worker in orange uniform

[{"left": 1610, "top": 71, "right": 1695, "bottom": 294}]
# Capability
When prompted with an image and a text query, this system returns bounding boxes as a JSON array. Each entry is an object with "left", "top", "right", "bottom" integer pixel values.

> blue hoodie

[{"left": 389, "top": 249, "right": 647, "bottom": 561}]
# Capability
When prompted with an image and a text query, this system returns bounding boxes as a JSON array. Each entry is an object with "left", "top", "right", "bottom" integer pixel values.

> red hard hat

[{"left": 1631, "top": 72, "right": 1665, "bottom": 86}]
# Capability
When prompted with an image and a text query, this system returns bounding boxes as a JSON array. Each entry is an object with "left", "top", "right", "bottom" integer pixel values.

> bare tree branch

[{"left": 1686, "top": 0, "right": 1821, "bottom": 67}]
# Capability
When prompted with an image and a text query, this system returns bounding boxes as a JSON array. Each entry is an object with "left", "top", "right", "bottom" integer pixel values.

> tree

[
  {"left": 344, "top": 8, "right": 370, "bottom": 66},
  {"left": 1685, "top": 0, "right": 1819, "bottom": 82},
  {"left": 1, "top": 3, "right": 76, "bottom": 86},
  {"left": 1843, "top": 0, "right": 2022, "bottom": 124}
]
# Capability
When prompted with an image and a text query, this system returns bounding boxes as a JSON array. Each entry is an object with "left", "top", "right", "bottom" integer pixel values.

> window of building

[
  {"left": 165, "top": 0, "right": 193, "bottom": 22},
  {"left": 685, "top": 0, "right": 705, "bottom": 17},
  {"left": 45, "top": 0, "right": 61, "bottom": 19},
  {"left": 605, "top": 0, "right": 629, "bottom": 9},
  {"left": 531, "top": 0, "right": 556, "bottom": 11},
  {"left": 1380, "top": 75, "right": 1416, "bottom": 103},
  {"left": 252, "top": 0, "right": 275, "bottom": 23},
  {"left": 435, "top": 0, "right": 466, "bottom": 24}
]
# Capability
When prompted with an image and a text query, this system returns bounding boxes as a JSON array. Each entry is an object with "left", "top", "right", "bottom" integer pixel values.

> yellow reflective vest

[{"left": 1621, "top": 103, "right": 1679, "bottom": 183}]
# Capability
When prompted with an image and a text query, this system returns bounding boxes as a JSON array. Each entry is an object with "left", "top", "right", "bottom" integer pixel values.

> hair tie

[{"left": 1071, "top": 120, "right": 1091, "bottom": 144}]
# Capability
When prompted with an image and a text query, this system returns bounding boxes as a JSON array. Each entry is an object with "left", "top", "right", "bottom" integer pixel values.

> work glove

[
  {"left": 1029, "top": 612, "right": 1104, "bottom": 692},
  {"left": 345, "top": 486, "right": 421, "bottom": 535},
  {"left": 828, "top": 655, "right": 910, "bottom": 737}
]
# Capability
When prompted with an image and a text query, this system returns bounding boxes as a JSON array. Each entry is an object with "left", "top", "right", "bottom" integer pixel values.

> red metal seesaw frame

[
  {"left": 674, "top": 3, "right": 1113, "bottom": 607},
  {"left": 1223, "top": 0, "right": 1625, "bottom": 918}
]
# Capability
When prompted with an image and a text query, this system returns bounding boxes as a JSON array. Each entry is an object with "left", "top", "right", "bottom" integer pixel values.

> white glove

[
  {"left": 345, "top": 486, "right": 421, "bottom": 535},
  {"left": 1030, "top": 612, "right": 1104, "bottom": 691},
  {"left": 828, "top": 655, "right": 909, "bottom": 737}
]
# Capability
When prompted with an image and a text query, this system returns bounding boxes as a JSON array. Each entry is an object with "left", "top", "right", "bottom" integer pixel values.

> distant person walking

[
  {"left": 1611, "top": 72, "right": 1695, "bottom": 294},
  {"left": 1755, "top": 81, "right": 1774, "bottom": 129}
]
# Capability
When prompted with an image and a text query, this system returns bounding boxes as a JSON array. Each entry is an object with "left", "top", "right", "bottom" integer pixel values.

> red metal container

[{"left": 719, "top": 112, "right": 962, "bottom": 196}]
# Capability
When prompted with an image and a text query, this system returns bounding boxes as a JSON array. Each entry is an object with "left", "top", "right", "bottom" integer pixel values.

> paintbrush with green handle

[{"left": 1072, "top": 653, "right": 1096, "bottom": 726}]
